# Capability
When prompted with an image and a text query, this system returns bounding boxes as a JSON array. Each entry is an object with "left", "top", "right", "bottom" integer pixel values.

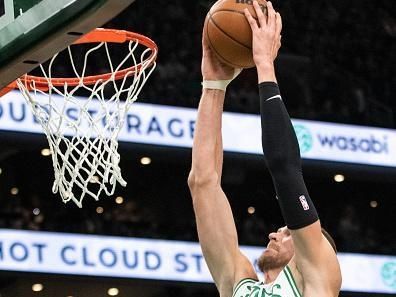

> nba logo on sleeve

[{"left": 299, "top": 195, "right": 310, "bottom": 210}]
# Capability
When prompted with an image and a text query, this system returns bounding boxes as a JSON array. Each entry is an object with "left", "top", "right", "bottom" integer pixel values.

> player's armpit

[
  {"left": 290, "top": 221, "right": 342, "bottom": 294},
  {"left": 188, "top": 178, "right": 257, "bottom": 296}
]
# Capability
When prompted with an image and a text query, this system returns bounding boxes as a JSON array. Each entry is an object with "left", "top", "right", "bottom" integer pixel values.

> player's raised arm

[
  {"left": 187, "top": 25, "right": 256, "bottom": 297},
  {"left": 245, "top": 1, "right": 341, "bottom": 295}
]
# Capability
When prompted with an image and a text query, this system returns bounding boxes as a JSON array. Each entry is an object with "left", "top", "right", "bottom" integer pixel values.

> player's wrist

[
  {"left": 255, "top": 60, "right": 274, "bottom": 70},
  {"left": 201, "top": 80, "right": 229, "bottom": 91},
  {"left": 256, "top": 62, "right": 277, "bottom": 83},
  {"left": 201, "top": 69, "right": 242, "bottom": 91},
  {"left": 202, "top": 88, "right": 226, "bottom": 97}
]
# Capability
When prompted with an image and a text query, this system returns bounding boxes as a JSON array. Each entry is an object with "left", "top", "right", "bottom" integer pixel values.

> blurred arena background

[{"left": 0, "top": 0, "right": 395, "bottom": 296}]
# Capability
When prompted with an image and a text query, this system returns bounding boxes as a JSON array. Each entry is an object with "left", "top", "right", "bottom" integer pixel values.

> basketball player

[{"left": 187, "top": 1, "right": 342, "bottom": 296}]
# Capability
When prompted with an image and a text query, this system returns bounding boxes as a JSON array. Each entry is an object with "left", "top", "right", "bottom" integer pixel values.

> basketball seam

[
  {"left": 206, "top": 18, "right": 247, "bottom": 68},
  {"left": 208, "top": 10, "right": 253, "bottom": 50}
]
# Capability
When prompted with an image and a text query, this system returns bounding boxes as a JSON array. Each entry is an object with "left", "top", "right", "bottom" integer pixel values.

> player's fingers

[
  {"left": 252, "top": 1, "right": 266, "bottom": 28},
  {"left": 244, "top": 8, "right": 259, "bottom": 31},
  {"left": 266, "top": 1, "right": 276, "bottom": 29},
  {"left": 275, "top": 12, "right": 282, "bottom": 36}
]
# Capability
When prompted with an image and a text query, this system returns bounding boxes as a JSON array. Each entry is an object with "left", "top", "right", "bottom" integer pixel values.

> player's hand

[
  {"left": 244, "top": 1, "right": 282, "bottom": 67},
  {"left": 201, "top": 19, "right": 237, "bottom": 81}
]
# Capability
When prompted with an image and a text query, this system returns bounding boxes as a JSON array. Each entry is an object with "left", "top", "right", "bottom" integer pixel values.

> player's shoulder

[
  {"left": 286, "top": 259, "right": 305, "bottom": 294},
  {"left": 219, "top": 251, "right": 257, "bottom": 297},
  {"left": 233, "top": 250, "right": 258, "bottom": 283},
  {"left": 290, "top": 254, "right": 342, "bottom": 297}
]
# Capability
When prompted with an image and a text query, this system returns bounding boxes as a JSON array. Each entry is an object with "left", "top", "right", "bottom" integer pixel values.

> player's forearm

[
  {"left": 259, "top": 82, "right": 319, "bottom": 229},
  {"left": 259, "top": 82, "right": 300, "bottom": 171},
  {"left": 190, "top": 89, "right": 225, "bottom": 181}
]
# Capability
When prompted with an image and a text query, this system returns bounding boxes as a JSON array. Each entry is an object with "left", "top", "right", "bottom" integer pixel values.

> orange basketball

[{"left": 205, "top": 0, "right": 267, "bottom": 68}]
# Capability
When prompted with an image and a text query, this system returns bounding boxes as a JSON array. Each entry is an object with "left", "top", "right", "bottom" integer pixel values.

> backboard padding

[{"left": 0, "top": 0, "right": 136, "bottom": 91}]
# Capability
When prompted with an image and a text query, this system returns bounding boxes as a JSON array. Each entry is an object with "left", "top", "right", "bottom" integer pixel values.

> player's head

[{"left": 257, "top": 226, "right": 337, "bottom": 272}]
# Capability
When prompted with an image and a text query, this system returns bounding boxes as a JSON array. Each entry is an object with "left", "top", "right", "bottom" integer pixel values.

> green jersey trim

[
  {"left": 232, "top": 278, "right": 258, "bottom": 297},
  {"left": 284, "top": 266, "right": 303, "bottom": 297}
]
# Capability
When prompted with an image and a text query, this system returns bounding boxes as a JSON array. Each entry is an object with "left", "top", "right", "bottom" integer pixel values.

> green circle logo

[
  {"left": 293, "top": 124, "right": 313, "bottom": 153},
  {"left": 382, "top": 262, "right": 396, "bottom": 289}
]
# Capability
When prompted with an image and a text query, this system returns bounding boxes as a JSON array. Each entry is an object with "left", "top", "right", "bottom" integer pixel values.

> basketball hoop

[{"left": 6, "top": 28, "right": 158, "bottom": 207}]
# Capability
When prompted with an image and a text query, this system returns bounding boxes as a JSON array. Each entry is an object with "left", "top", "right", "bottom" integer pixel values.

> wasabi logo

[
  {"left": 293, "top": 123, "right": 389, "bottom": 155},
  {"left": 293, "top": 124, "right": 313, "bottom": 153},
  {"left": 317, "top": 134, "right": 388, "bottom": 154},
  {"left": 382, "top": 262, "right": 396, "bottom": 290}
]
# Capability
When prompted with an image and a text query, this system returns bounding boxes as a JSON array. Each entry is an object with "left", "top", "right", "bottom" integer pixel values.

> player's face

[{"left": 257, "top": 226, "right": 294, "bottom": 272}]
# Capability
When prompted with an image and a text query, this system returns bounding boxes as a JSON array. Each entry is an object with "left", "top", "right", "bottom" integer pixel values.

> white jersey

[{"left": 232, "top": 266, "right": 302, "bottom": 297}]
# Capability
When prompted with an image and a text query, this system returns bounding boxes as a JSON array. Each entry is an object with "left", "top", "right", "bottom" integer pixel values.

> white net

[{"left": 16, "top": 34, "right": 157, "bottom": 207}]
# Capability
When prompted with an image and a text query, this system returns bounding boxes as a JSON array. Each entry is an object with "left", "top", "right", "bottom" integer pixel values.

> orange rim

[{"left": 9, "top": 28, "right": 158, "bottom": 92}]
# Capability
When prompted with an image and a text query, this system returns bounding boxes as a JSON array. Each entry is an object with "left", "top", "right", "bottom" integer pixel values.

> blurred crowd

[
  {"left": 103, "top": 0, "right": 395, "bottom": 128},
  {"left": 40, "top": 0, "right": 395, "bottom": 127},
  {"left": 0, "top": 152, "right": 395, "bottom": 256}
]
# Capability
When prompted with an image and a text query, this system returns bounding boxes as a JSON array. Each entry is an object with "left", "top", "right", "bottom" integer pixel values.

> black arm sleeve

[{"left": 259, "top": 82, "right": 319, "bottom": 230}]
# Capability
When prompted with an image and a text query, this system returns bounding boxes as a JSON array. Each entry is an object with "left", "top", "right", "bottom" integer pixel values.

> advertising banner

[
  {"left": 0, "top": 91, "right": 395, "bottom": 167},
  {"left": 0, "top": 229, "right": 395, "bottom": 294}
]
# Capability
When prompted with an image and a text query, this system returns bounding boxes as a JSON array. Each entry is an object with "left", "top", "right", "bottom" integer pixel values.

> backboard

[{"left": 0, "top": 0, "right": 136, "bottom": 91}]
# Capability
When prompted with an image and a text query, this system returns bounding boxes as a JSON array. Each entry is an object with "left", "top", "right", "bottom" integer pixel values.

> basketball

[{"left": 205, "top": 0, "right": 267, "bottom": 68}]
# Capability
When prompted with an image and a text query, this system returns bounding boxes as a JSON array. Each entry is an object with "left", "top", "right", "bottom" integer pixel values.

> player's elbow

[{"left": 188, "top": 169, "right": 219, "bottom": 192}]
